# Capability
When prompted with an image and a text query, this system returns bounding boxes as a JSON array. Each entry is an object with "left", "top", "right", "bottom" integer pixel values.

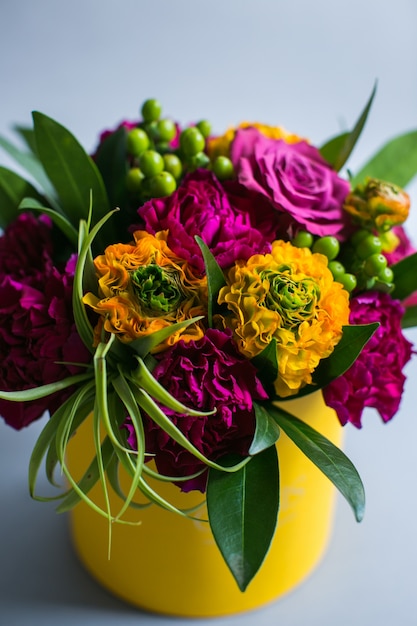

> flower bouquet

[{"left": 0, "top": 88, "right": 416, "bottom": 612}]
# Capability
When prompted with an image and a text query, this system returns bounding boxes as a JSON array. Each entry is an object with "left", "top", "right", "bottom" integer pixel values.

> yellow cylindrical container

[{"left": 67, "top": 391, "right": 343, "bottom": 617}]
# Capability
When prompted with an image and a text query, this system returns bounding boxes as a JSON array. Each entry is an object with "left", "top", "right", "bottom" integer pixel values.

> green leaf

[
  {"left": 391, "top": 252, "right": 417, "bottom": 301},
  {"left": 0, "top": 372, "right": 93, "bottom": 402},
  {"left": 267, "top": 404, "right": 365, "bottom": 522},
  {"left": 19, "top": 196, "right": 78, "bottom": 246},
  {"left": 320, "top": 82, "right": 377, "bottom": 171},
  {"left": 351, "top": 130, "right": 417, "bottom": 188},
  {"left": 251, "top": 338, "right": 278, "bottom": 389},
  {"left": 0, "top": 134, "right": 56, "bottom": 199},
  {"left": 0, "top": 166, "right": 43, "bottom": 228},
  {"left": 402, "top": 305, "right": 417, "bottom": 328},
  {"left": 94, "top": 125, "right": 129, "bottom": 212},
  {"left": 249, "top": 403, "right": 280, "bottom": 455},
  {"left": 32, "top": 111, "right": 110, "bottom": 229},
  {"left": 195, "top": 236, "right": 226, "bottom": 327},
  {"left": 127, "top": 315, "right": 204, "bottom": 358},
  {"left": 14, "top": 125, "right": 37, "bottom": 153},
  {"left": 207, "top": 446, "right": 279, "bottom": 591},
  {"left": 295, "top": 323, "right": 379, "bottom": 398}
]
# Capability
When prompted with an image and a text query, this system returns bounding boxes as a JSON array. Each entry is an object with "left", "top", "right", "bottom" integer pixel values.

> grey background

[{"left": 1, "top": 1, "right": 417, "bottom": 624}]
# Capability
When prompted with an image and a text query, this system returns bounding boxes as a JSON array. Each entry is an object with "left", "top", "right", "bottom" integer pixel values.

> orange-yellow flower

[
  {"left": 344, "top": 178, "right": 410, "bottom": 232},
  {"left": 83, "top": 230, "right": 207, "bottom": 352},
  {"left": 207, "top": 121, "right": 303, "bottom": 160},
  {"left": 217, "top": 240, "right": 350, "bottom": 397}
]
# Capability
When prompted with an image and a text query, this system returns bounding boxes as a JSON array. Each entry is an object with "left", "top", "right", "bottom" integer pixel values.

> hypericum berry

[
  {"left": 377, "top": 266, "right": 394, "bottom": 283},
  {"left": 156, "top": 119, "right": 176, "bottom": 142},
  {"left": 126, "top": 128, "right": 150, "bottom": 156},
  {"left": 138, "top": 150, "right": 164, "bottom": 177},
  {"left": 141, "top": 99, "right": 162, "bottom": 123},
  {"left": 180, "top": 127, "right": 205, "bottom": 156},
  {"left": 338, "top": 272, "right": 357, "bottom": 293},
  {"left": 328, "top": 260, "right": 345, "bottom": 280},
  {"left": 212, "top": 155, "right": 234, "bottom": 180},
  {"left": 148, "top": 171, "right": 177, "bottom": 197},
  {"left": 363, "top": 252, "right": 388, "bottom": 277},
  {"left": 163, "top": 154, "right": 182, "bottom": 180},
  {"left": 356, "top": 234, "right": 382, "bottom": 259},
  {"left": 188, "top": 152, "right": 211, "bottom": 170},
  {"left": 196, "top": 120, "right": 211, "bottom": 138},
  {"left": 351, "top": 228, "right": 370, "bottom": 247},
  {"left": 312, "top": 236, "right": 340, "bottom": 260},
  {"left": 292, "top": 230, "right": 314, "bottom": 248},
  {"left": 126, "top": 167, "right": 144, "bottom": 193}
]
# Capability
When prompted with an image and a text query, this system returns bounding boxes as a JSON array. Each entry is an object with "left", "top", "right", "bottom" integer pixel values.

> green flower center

[
  {"left": 261, "top": 266, "right": 320, "bottom": 328},
  {"left": 130, "top": 264, "right": 182, "bottom": 316}
]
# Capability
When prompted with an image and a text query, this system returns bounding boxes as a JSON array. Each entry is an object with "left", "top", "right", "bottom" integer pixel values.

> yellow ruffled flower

[
  {"left": 344, "top": 178, "right": 410, "bottom": 232},
  {"left": 217, "top": 241, "right": 350, "bottom": 397},
  {"left": 207, "top": 121, "right": 303, "bottom": 160},
  {"left": 83, "top": 230, "right": 207, "bottom": 352}
]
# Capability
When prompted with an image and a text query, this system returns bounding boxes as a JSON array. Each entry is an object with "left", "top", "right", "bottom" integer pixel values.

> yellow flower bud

[{"left": 344, "top": 178, "right": 410, "bottom": 232}]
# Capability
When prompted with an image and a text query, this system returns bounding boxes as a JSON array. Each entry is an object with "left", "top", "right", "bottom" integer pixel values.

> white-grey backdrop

[{"left": 0, "top": 1, "right": 416, "bottom": 625}]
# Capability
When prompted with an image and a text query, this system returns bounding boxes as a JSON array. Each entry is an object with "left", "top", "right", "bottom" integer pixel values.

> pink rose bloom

[
  {"left": 125, "top": 329, "right": 268, "bottom": 492},
  {"left": 230, "top": 128, "right": 351, "bottom": 239},
  {"left": 0, "top": 213, "right": 91, "bottom": 430},
  {"left": 323, "top": 291, "right": 413, "bottom": 428},
  {"left": 138, "top": 170, "right": 271, "bottom": 274}
]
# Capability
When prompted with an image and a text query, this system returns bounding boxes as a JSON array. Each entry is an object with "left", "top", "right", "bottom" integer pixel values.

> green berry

[
  {"left": 196, "top": 119, "right": 212, "bottom": 138},
  {"left": 312, "top": 236, "right": 340, "bottom": 260},
  {"left": 213, "top": 156, "right": 234, "bottom": 180},
  {"left": 328, "top": 260, "right": 345, "bottom": 279},
  {"left": 292, "top": 230, "right": 314, "bottom": 248},
  {"left": 356, "top": 234, "right": 382, "bottom": 259},
  {"left": 148, "top": 171, "right": 177, "bottom": 197},
  {"left": 138, "top": 150, "right": 164, "bottom": 177},
  {"left": 156, "top": 119, "right": 176, "bottom": 142},
  {"left": 126, "top": 128, "right": 150, "bottom": 156},
  {"left": 363, "top": 253, "right": 388, "bottom": 277},
  {"left": 351, "top": 228, "right": 370, "bottom": 247},
  {"left": 376, "top": 266, "right": 394, "bottom": 283},
  {"left": 141, "top": 99, "right": 162, "bottom": 123},
  {"left": 338, "top": 272, "right": 357, "bottom": 293},
  {"left": 163, "top": 154, "right": 183, "bottom": 180},
  {"left": 126, "top": 167, "right": 144, "bottom": 193},
  {"left": 188, "top": 152, "right": 211, "bottom": 170},
  {"left": 180, "top": 127, "right": 205, "bottom": 156}
]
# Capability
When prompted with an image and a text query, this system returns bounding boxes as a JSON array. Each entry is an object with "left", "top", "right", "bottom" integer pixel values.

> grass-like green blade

[
  {"left": 127, "top": 316, "right": 204, "bottom": 358},
  {"left": 19, "top": 197, "right": 78, "bottom": 246},
  {"left": 195, "top": 236, "right": 226, "bottom": 327},
  {"left": 0, "top": 166, "right": 43, "bottom": 228},
  {"left": 0, "top": 372, "right": 93, "bottom": 402}
]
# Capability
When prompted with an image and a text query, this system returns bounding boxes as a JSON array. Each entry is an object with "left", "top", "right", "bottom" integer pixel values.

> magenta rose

[
  {"left": 137, "top": 169, "right": 271, "bottom": 274},
  {"left": 323, "top": 291, "right": 413, "bottom": 428},
  {"left": 230, "top": 128, "right": 351, "bottom": 238},
  {"left": 0, "top": 213, "right": 91, "bottom": 430},
  {"left": 125, "top": 329, "right": 268, "bottom": 492}
]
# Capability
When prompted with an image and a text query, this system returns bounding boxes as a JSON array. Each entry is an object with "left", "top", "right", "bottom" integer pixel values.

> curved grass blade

[
  {"left": 127, "top": 316, "right": 204, "bottom": 358},
  {"left": 19, "top": 197, "right": 78, "bottom": 246},
  {"left": 0, "top": 166, "right": 44, "bottom": 228},
  {"left": 195, "top": 236, "right": 226, "bottom": 327},
  {"left": 267, "top": 404, "right": 365, "bottom": 522},
  {"left": 0, "top": 372, "right": 93, "bottom": 402}
]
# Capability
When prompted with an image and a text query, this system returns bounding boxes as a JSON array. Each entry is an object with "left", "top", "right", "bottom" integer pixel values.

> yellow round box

[{"left": 67, "top": 391, "right": 343, "bottom": 617}]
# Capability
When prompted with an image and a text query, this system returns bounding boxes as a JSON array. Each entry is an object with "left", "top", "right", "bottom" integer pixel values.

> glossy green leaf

[
  {"left": 391, "top": 252, "right": 417, "bottom": 301},
  {"left": 249, "top": 403, "right": 280, "bottom": 455},
  {"left": 402, "top": 305, "right": 417, "bottom": 328},
  {"left": 32, "top": 111, "right": 110, "bottom": 228},
  {"left": 351, "top": 130, "right": 417, "bottom": 188},
  {"left": 294, "top": 323, "right": 379, "bottom": 398},
  {"left": 320, "top": 83, "right": 376, "bottom": 171},
  {"left": 195, "top": 236, "right": 226, "bottom": 326},
  {"left": 267, "top": 404, "right": 365, "bottom": 522},
  {"left": 14, "top": 125, "right": 37, "bottom": 153},
  {"left": 94, "top": 125, "right": 129, "bottom": 211},
  {"left": 251, "top": 338, "right": 278, "bottom": 389},
  {"left": 207, "top": 446, "right": 279, "bottom": 591},
  {"left": 19, "top": 196, "right": 78, "bottom": 246},
  {"left": 0, "top": 166, "right": 43, "bottom": 228}
]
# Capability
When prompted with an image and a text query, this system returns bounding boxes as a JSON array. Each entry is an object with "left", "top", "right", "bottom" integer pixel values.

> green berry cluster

[
  {"left": 292, "top": 228, "right": 395, "bottom": 295},
  {"left": 125, "top": 98, "right": 235, "bottom": 200}
]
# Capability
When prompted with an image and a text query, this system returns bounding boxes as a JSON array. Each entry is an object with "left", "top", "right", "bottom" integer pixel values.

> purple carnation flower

[
  {"left": 0, "top": 213, "right": 91, "bottom": 430},
  {"left": 230, "top": 128, "right": 351, "bottom": 239},
  {"left": 137, "top": 169, "right": 271, "bottom": 274},
  {"left": 125, "top": 329, "right": 268, "bottom": 492},
  {"left": 323, "top": 291, "right": 413, "bottom": 428}
]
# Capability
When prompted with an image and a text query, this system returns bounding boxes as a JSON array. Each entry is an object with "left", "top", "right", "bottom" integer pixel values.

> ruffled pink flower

[
  {"left": 137, "top": 169, "right": 271, "bottom": 274},
  {"left": 323, "top": 292, "right": 413, "bottom": 428},
  {"left": 125, "top": 329, "right": 268, "bottom": 492},
  {"left": 230, "top": 128, "right": 351, "bottom": 239},
  {"left": 0, "top": 213, "right": 91, "bottom": 430}
]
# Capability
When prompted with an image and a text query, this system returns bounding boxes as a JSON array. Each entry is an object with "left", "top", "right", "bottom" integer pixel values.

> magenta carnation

[
  {"left": 0, "top": 213, "right": 91, "bottom": 430},
  {"left": 323, "top": 291, "right": 413, "bottom": 428},
  {"left": 126, "top": 329, "right": 268, "bottom": 492},
  {"left": 137, "top": 169, "right": 271, "bottom": 274},
  {"left": 230, "top": 128, "right": 351, "bottom": 238}
]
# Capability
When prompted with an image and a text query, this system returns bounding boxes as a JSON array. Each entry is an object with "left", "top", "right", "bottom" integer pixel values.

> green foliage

[
  {"left": 0, "top": 166, "right": 42, "bottom": 228},
  {"left": 391, "top": 252, "right": 417, "bottom": 301},
  {"left": 195, "top": 236, "right": 226, "bottom": 326}
]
